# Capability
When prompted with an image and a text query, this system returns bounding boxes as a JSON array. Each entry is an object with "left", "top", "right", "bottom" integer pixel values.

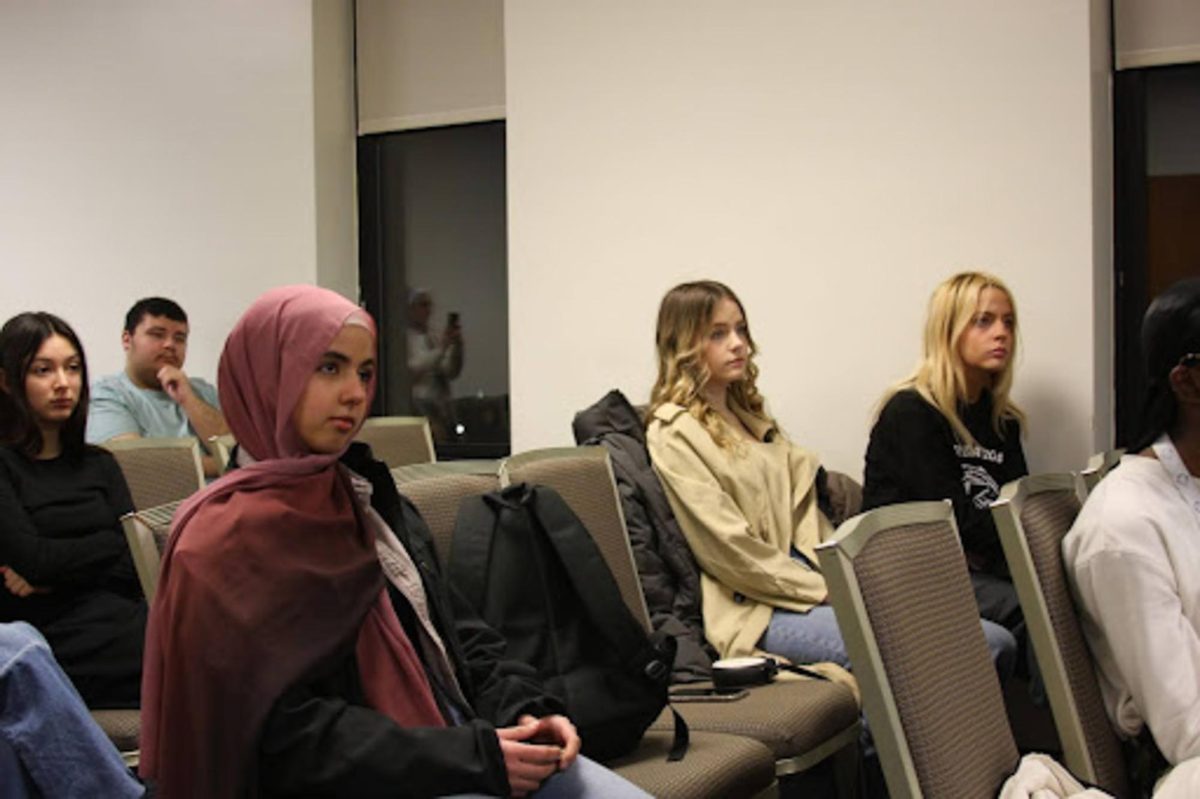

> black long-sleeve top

[
  {"left": 861, "top": 389, "right": 1028, "bottom": 575},
  {"left": 257, "top": 443, "right": 564, "bottom": 798},
  {"left": 0, "top": 445, "right": 145, "bottom": 707}
]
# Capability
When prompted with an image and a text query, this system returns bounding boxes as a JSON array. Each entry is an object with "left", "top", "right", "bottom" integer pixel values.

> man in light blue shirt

[{"left": 86, "top": 297, "right": 228, "bottom": 476}]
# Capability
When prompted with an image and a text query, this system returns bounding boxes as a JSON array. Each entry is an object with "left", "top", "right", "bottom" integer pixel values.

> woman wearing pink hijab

[{"left": 140, "top": 286, "right": 647, "bottom": 798}]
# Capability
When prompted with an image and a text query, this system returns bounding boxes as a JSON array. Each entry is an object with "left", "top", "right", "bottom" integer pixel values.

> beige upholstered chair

[
  {"left": 355, "top": 416, "right": 436, "bottom": 469},
  {"left": 394, "top": 455, "right": 782, "bottom": 798},
  {"left": 96, "top": 501, "right": 182, "bottom": 770},
  {"left": 818, "top": 501, "right": 1019, "bottom": 799},
  {"left": 1081, "top": 449, "right": 1124, "bottom": 493},
  {"left": 992, "top": 474, "right": 1129, "bottom": 795},
  {"left": 120, "top": 499, "right": 182, "bottom": 603},
  {"left": 502, "top": 446, "right": 862, "bottom": 790},
  {"left": 824, "top": 470, "right": 864, "bottom": 527},
  {"left": 208, "top": 433, "right": 236, "bottom": 476},
  {"left": 90, "top": 709, "right": 141, "bottom": 768},
  {"left": 102, "top": 437, "right": 203, "bottom": 510},
  {"left": 392, "top": 460, "right": 502, "bottom": 565},
  {"left": 606, "top": 729, "right": 778, "bottom": 799}
]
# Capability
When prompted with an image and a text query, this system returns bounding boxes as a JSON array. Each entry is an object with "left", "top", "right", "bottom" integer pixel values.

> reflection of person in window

[{"left": 406, "top": 289, "right": 462, "bottom": 441}]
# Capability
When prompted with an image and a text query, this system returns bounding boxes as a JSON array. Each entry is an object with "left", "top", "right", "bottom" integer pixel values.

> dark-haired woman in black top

[{"left": 0, "top": 312, "right": 144, "bottom": 708}]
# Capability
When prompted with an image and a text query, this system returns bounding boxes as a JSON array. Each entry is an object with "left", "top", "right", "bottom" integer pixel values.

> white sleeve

[{"left": 1075, "top": 548, "right": 1200, "bottom": 764}]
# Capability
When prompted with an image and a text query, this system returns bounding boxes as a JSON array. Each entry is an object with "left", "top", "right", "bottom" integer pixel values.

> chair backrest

[
  {"left": 992, "top": 474, "right": 1129, "bottom": 795},
  {"left": 823, "top": 469, "right": 864, "bottom": 527},
  {"left": 817, "top": 501, "right": 1019, "bottom": 799},
  {"left": 355, "top": 416, "right": 436, "bottom": 469},
  {"left": 392, "top": 460, "right": 500, "bottom": 566},
  {"left": 208, "top": 434, "right": 236, "bottom": 476},
  {"left": 1081, "top": 449, "right": 1124, "bottom": 493},
  {"left": 103, "top": 437, "right": 204, "bottom": 510},
  {"left": 502, "top": 446, "right": 653, "bottom": 631},
  {"left": 120, "top": 499, "right": 182, "bottom": 602}
]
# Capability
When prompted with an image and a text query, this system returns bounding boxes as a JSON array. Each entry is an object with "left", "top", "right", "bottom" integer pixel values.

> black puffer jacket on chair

[{"left": 573, "top": 390, "right": 715, "bottom": 683}]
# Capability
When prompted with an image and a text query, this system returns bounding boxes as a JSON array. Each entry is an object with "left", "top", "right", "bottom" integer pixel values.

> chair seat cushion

[
  {"left": 609, "top": 729, "right": 776, "bottom": 799},
  {"left": 655, "top": 679, "right": 860, "bottom": 758},
  {"left": 90, "top": 708, "right": 140, "bottom": 752}
]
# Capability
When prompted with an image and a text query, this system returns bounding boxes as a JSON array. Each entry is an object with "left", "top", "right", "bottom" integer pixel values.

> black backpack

[{"left": 449, "top": 482, "right": 685, "bottom": 762}]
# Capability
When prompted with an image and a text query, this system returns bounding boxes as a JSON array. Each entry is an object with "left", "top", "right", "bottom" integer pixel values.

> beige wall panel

[
  {"left": 314, "top": 0, "right": 360, "bottom": 300},
  {"left": 357, "top": 0, "right": 505, "bottom": 133},
  {"left": 1115, "top": 0, "right": 1200, "bottom": 69}
]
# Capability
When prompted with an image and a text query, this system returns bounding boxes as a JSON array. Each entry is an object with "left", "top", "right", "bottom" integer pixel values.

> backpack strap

[
  {"left": 664, "top": 705, "right": 688, "bottom": 762},
  {"left": 522, "top": 485, "right": 656, "bottom": 663},
  {"left": 524, "top": 484, "right": 689, "bottom": 761},
  {"left": 448, "top": 493, "right": 504, "bottom": 612}
]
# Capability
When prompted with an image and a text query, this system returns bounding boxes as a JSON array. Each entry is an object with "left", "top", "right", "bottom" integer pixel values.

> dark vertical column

[
  {"left": 357, "top": 134, "right": 389, "bottom": 416},
  {"left": 1112, "top": 69, "right": 1149, "bottom": 448}
]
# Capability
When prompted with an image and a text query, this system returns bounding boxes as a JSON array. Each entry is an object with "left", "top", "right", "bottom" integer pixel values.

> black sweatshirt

[
  {"left": 861, "top": 389, "right": 1028, "bottom": 575},
  {"left": 0, "top": 446, "right": 144, "bottom": 708}
]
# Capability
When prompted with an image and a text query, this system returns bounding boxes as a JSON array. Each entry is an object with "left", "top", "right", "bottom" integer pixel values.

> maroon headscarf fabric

[{"left": 140, "top": 285, "right": 443, "bottom": 798}]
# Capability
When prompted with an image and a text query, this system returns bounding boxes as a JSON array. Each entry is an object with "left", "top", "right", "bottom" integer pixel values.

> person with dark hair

[
  {"left": 87, "top": 296, "right": 228, "bottom": 476},
  {"left": 1064, "top": 277, "right": 1200, "bottom": 788},
  {"left": 0, "top": 312, "right": 145, "bottom": 709}
]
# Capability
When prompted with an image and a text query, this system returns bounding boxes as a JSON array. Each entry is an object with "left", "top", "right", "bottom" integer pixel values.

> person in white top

[
  {"left": 406, "top": 289, "right": 462, "bottom": 441},
  {"left": 1064, "top": 276, "right": 1200, "bottom": 795}
]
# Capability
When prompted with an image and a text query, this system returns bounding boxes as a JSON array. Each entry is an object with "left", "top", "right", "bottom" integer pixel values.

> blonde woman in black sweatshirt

[{"left": 863, "top": 271, "right": 1028, "bottom": 642}]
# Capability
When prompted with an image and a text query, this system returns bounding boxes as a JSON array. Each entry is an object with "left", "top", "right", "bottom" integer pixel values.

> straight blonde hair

[
  {"left": 648, "top": 280, "right": 772, "bottom": 449},
  {"left": 880, "top": 271, "right": 1025, "bottom": 447}
]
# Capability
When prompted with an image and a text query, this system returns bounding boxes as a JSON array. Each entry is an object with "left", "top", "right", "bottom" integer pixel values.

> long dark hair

[
  {"left": 0, "top": 312, "right": 91, "bottom": 458},
  {"left": 1134, "top": 277, "right": 1200, "bottom": 451}
]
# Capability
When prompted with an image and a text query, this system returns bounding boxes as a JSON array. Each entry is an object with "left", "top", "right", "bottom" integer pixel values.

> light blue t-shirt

[{"left": 86, "top": 371, "right": 220, "bottom": 444}]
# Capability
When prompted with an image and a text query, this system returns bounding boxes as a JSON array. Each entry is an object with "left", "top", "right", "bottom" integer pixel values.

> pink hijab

[{"left": 140, "top": 286, "right": 443, "bottom": 798}]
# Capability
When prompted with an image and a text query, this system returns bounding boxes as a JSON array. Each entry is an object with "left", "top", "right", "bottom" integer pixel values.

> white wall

[
  {"left": 0, "top": 1, "right": 342, "bottom": 382},
  {"left": 506, "top": 1, "right": 1112, "bottom": 477}
]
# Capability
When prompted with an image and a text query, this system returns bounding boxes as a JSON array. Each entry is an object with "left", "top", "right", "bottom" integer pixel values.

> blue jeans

[
  {"left": 0, "top": 622, "right": 143, "bottom": 799},
  {"left": 444, "top": 754, "right": 652, "bottom": 798},
  {"left": 760, "top": 605, "right": 1018, "bottom": 681}
]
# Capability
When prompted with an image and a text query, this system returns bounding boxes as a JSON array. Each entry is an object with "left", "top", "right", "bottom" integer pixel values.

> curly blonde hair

[
  {"left": 880, "top": 271, "right": 1025, "bottom": 446},
  {"left": 648, "top": 280, "right": 772, "bottom": 449}
]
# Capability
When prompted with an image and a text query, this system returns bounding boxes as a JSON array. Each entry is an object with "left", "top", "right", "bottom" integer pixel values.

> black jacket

[
  {"left": 573, "top": 390, "right": 715, "bottom": 682},
  {"left": 258, "top": 443, "right": 564, "bottom": 797}
]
